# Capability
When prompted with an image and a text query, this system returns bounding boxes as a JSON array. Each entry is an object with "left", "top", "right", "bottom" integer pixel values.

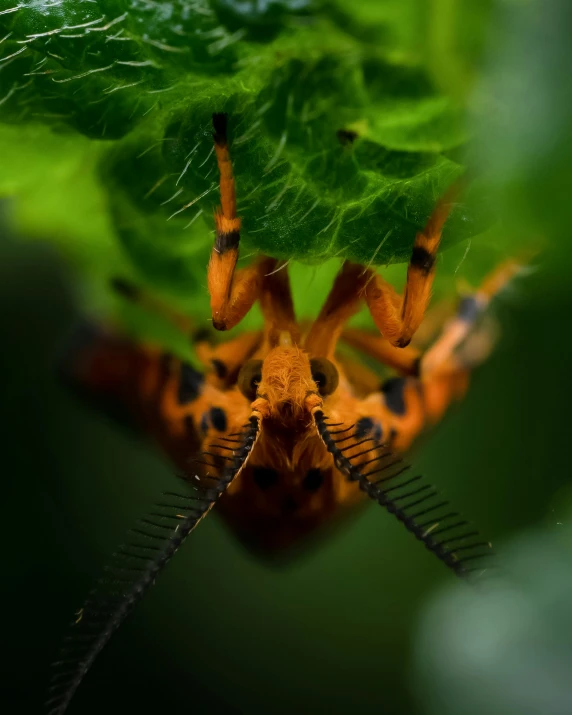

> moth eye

[
  {"left": 237, "top": 359, "right": 263, "bottom": 401},
  {"left": 310, "top": 358, "right": 339, "bottom": 397}
]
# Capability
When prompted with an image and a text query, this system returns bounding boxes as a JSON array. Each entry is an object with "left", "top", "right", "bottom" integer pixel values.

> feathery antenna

[
  {"left": 314, "top": 411, "right": 494, "bottom": 578},
  {"left": 47, "top": 417, "right": 260, "bottom": 715}
]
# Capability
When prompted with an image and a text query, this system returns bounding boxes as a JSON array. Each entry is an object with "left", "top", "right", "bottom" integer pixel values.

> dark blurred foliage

[{"left": 414, "top": 1, "right": 572, "bottom": 713}]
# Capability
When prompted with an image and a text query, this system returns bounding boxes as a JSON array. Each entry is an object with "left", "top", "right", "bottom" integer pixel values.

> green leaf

[{"left": 0, "top": 0, "right": 491, "bottom": 302}]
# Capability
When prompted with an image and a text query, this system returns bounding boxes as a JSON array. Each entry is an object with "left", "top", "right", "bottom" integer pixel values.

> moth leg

[
  {"left": 340, "top": 257, "right": 520, "bottom": 376},
  {"left": 362, "top": 180, "right": 463, "bottom": 348},
  {"left": 393, "top": 333, "right": 479, "bottom": 440},
  {"left": 305, "top": 261, "right": 370, "bottom": 358},
  {"left": 201, "top": 259, "right": 297, "bottom": 385},
  {"left": 209, "top": 251, "right": 278, "bottom": 332},
  {"left": 208, "top": 112, "right": 277, "bottom": 331},
  {"left": 340, "top": 328, "right": 421, "bottom": 376},
  {"left": 352, "top": 257, "right": 524, "bottom": 449},
  {"left": 383, "top": 258, "right": 522, "bottom": 436},
  {"left": 259, "top": 260, "right": 299, "bottom": 345},
  {"left": 421, "top": 257, "right": 523, "bottom": 378}
]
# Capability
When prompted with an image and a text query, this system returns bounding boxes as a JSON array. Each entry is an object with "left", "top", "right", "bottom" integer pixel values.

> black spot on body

[
  {"left": 210, "top": 407, "right": 227, "bottom": 432},
  {"left": 214, "top": 230, "right": 240, "bottom": 254},
  {"left": 302, "top": 469, "right": 323, "bottom": 492},
  {"left": 337, "top": 128, "right": 358, "bottom": 145},
  {"left": 458, "top": 295, "right": 480, "bottom": 322},
  {"left": 211, "top": 358, "right": 227, "bottom": 379},
  {"left": 410, "top": 245, "right": 435, "bottom": 275},
  {"left": 381, "top": 377, "right": 407, "bottom": 416},
  {"left": 253, "top": 466, "right": 279, "bottom": 490},
  {"left": 355, "top": 417, "right": 374, "bottom": 439},
  {"left": 177, "top": 362, "right": 204, "bottom": 405},
  {"left": 355, "top": 417, "right": 383, "bottom": 442}
]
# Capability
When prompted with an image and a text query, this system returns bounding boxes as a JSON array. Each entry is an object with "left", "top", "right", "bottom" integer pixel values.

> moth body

[{"left": 47, "top": 111, "right": 523, "bottom": 715}]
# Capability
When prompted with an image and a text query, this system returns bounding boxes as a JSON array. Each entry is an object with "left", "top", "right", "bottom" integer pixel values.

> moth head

[{"left": 237, "top": 333, "right": 339, "bottom": 423}]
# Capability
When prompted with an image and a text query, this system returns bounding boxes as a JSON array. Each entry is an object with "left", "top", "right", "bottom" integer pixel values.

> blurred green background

[{"left": 2, "top": 1, "right": 572, "bottom": 714}]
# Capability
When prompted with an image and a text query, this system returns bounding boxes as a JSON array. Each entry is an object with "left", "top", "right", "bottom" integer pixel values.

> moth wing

[{"left": 58, "top": 321, "right": 203, "bottom": 459}]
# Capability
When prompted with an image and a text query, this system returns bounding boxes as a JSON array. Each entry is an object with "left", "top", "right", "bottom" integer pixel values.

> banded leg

[
  {"left": 393, "top": 258, "right": 523, "bottom": 434},
  {"left": 208, "top": 113, "right": 275, "bottom": 331},
  {"left": 340, "top": 257, "right": 518, "bottom": 380},
  {"left": 421, "top": 258, "right": 523, "bottom": 377},
  {"left": 363, "top": 180, "right": 463, "bottom": 348},
  {"left": 354, "top": 257, "right": 523, "bottom": 451}
]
